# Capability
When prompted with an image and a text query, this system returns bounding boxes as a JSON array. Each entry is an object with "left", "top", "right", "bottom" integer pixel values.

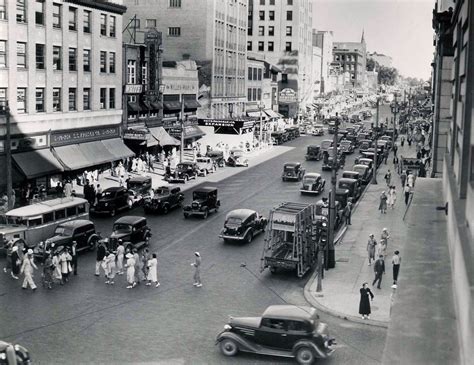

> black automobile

[
  {"left": 107, "top": 216, "right": 151, "bottom": 252},
  {"left": 352, "top": 164, "right": 372, "bottom": 184},
  {"left": 358, "top": 139, "right": 373, "bottom": 153},
  {"left": 322, "top": 148, "right": 344, "bottom": 171},
  {"left": 219, "top": 209, "right": 267, "bottom": 243},
  {"left": 169, "top": 162, "right": 199, "bottom": 183},
  {"left": 34, "top": 219, "right": 100, "bottom": 259},
  {"left": 282, "top": 162, "right": 305, "bottom": 181},
  {"left": 206, "top": 150, "right": 225, "bottom": 168},
  {"left": 339, "top": 140, "right": 355, "bottom": 154},
  {"left": 338, "top": 177, "right": 362, "bottom": 201},
  {"left": 127, "top": 176, "right": 152, "bottom": 206},
  {"left": 94, "top": 187, "right": 133, "bottom": 217},
  {"left": 300, "top": 173, "right": 325, "bottom": 195},
  {"left": 183, "top": 187, "right": 220, "bottom": 219},
  {"left": 216, "top": 305, "right": 335, "bottom": 364},
  {"left": 271, "top": 131, "right": 285, "bottom": 145},
  {"left": 143, "top": 186, "right": 184, "bottom": 214},
  {"left": 327, "top": 121, "right": 336, "bottom": 134},
  {"left": 305, "top": 145, "right": 322, "bottom": 161},
  {"left": 342, "top": 171, "right": 362, "bottom": 186}
]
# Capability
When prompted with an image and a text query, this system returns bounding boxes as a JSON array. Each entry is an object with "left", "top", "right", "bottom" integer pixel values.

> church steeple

[{"left": 361, "top": 28, "right": 365, "bottom": 44}]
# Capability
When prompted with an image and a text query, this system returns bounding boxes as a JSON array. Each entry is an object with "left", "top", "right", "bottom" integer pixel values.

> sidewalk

[{"left": 305, "top": 137, "right": 417, "bottom": 328}]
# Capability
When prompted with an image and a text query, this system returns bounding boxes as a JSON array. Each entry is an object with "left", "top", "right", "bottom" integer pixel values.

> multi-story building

[
  {"left": 313, "top": 30, "right": 334, "bottom": 94},
  {"left": 332, "top": 32, "right": 367, "bottom": 89},
  {"left": 367, "top": 51, "right": 392, "bottom": 68},
  {"left": 0, "top": 0, "right": 128, "bottom": 193},
  {"left": 312, "top": 45, "right": 322, "bottom": 99},
  {"left": 247, "top": 0, "right": 314, "bottom": 118},
  {"left": 123, "top": 0, "right": 248, "bottom": 119}
]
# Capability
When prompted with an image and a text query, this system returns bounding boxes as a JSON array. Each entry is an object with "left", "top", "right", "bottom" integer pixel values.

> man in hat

[
  {"left": 95, "top": 241, "right": 107, "bottom": 276},
  {"left": 372, "top": 255, "right": 385, "bottom": 289},
  {"left": 191, "top": 252, "right": 202, "bottom": 287},
  {"left": 20, "top": 249, "right": 38, "bottom": 290},
  {"left": 71, "top": 241, "right": 78, "bottom": 276}
]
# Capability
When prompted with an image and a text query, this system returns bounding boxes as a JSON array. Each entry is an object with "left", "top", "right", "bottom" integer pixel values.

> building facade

[
  {"left": 123, "top": 0, "right": 248, "bottom": 119},
  {"left": 247, "top": 0, "right": 313, "bottom": 118},
  {"left": 332, "top": 32, "right": 367, "bottom": 89},
  {"left": 0, "top": 0, "right": 128, "bottom": 192},
  {"left": 367, "top": 51, "right": 392, "bottom": 68},
  {"left": 312, "top": 45, "right": 322, "bottom": 100},
  {"left": 312, "top": 30, "right": 334, "bottom": 94}
]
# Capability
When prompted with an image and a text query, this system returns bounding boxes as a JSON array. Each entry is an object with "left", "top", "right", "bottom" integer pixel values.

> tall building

[
  {"left": 247, "top": 0, "right": 314, "bottom": 118},
  {"left": 332, "top": 31, "right": 367, "bottom": 89},
  {"left": 367, "top": 51, "right": 392, "bottom": 68},
  {"left": 0, "top": 0, "right": 129, "bottom": 192},
  {"left": 123, "top": 0, "right": 248, "bottom": 119},
  {"left": 313, "top": 30, "right": 334, "bottom": 94}
]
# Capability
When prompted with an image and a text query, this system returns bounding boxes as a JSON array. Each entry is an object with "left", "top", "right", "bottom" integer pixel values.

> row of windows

[
  {"left": 247, "top": 87, "right": 262, "bottom": 102},
  {"left": 0, "top": 87, "right": 116, "bottom": 114},
  {"left": 254, "top": 25, "right": 292, "bottom": 37},
  {"left": 254, "top": 10, "right": 293, "bottom": 21},
  {"left": 247, "top": 40, "right": 292, "bottom": 52},
  {"left": 248, "top": 67, "right": 263, "bottom": 81},
  {"left": 258, "top": 0, "right": 292, "bottom": 5},
  {"left": 131, "top": 19, "right": 181, "bottom": 38},
  {"left": 334, "top": 55, "right": 357, "bottom": 62}
]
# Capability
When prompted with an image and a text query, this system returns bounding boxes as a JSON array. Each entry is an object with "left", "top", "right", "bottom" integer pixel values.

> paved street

[{"left": 0, "top": 111, "right": 390, "bottom": 364}]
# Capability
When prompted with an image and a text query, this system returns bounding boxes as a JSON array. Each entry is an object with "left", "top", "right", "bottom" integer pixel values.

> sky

[{"left": 312, "top": 0, "right": 435, "bottom": 80}]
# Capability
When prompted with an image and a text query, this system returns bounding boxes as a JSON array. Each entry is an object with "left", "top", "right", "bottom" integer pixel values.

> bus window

[
  {"left": 66, "top": 206, "right": 77, "bottom": 217},
  {"left": 28, "top": 217, "right": 43, "bottom": 227},
  {"left": 43, "top": 212, "right": 54, "bottom": 224},
  {"left": 55, "top": 209, "right": 66, "bottom": 220},
  {"left": 77, "top": 204, "right": 86, "bottom": 214}
]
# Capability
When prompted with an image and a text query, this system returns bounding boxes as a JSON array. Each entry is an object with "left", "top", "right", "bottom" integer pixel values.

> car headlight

[{"left": 223, "top": 324, "right": 232, "bottom": 331}]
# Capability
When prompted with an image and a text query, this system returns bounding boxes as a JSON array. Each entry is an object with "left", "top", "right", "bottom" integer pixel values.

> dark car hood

[
  {"left": 192, "top": 199, "right": 206, "bottom": 205},
  {"left": 98, "top": 197, "right": 115, "bottom": 203},
  {"left": 46, "top": 235, "right": 70, "bottom": 245},
  {"left": 110, "top": 231, "right": 130, "bottom": 239},
  {"left": 230, "top": 317, "right": 261, "bottom": 329}
]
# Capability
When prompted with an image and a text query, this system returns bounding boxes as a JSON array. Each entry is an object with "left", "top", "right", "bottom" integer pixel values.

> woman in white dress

[
  {"left": 52, "top": 251, "right": 63, "bottom": 285},
  {"left": 105, "top": 251, "right": 116, "bottom": 285},
  {"left": 387, "top": 186, "right": 397, "bottom": 209},
  {"left": 146, "top": 253, "right": 160, "bottom": 287},
  {"left": 125, "top": 253, "right": 136, "bottom": 289}
]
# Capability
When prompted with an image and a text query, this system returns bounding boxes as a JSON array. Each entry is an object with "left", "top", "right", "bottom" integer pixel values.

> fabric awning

[
  {"left": 13, "top": 149, "right": 63, "bottom": 178},
  {"left": 151, "top": 101, "right": 163, "bottom": 110},
  {"left": 163, "top": 101, "right": 182, "bottom": 112},
  {"left": 53, "top": 144, "right": 91, "bottom": 171},
  {"left": 264, "top": 109, "right": 282, "bottom": 119},
  {"left": 247, "top": 111, "right": 266, "bottom": 118},
  {"left": 127, "top": 102, "right": 141, "bottom": 112},
  {"left": 183, "top": 125, "right": 206, "bottom": 140},
  {"left": 184, "top": 100, "right": 201, "bottom": 110},
  {"left": 102, "top": 138, "right": 135, "bottom": 159},
  {"left": 149, "top": 127, "right": 180, "bottom": 146},
  {"left": 79, "top": 140, "right": 116, "bottom": 164}
]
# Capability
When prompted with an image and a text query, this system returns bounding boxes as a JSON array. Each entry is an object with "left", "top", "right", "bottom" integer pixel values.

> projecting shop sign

[{"left": 279, "top": 88, "right": 297, "bottom": 104}]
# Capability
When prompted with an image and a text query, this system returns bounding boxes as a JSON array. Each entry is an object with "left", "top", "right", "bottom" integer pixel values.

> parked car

[
  {"left": 339, "top": 140, "right": 355, "bottom": 154},
  {"left": 127, "top": 176, "right": 152, "bottom": 206},
  {"left": 206, "top": 150, "right": 225, "bottom": 168},
  {"left": 34, "top": 219, "right": 100, "bottom": 259},
  {"left": 216, "top": 305, "right": 335, "bottom": 364},
  {"left": 356, "top": 157, "right": 374, "bottom": 170},
  {"left": 359, "top": 139, "right": 373, "bottom": 153},
  {"left": 219, "top": 209, "right": 267, "bottom": 243},
  {"left": 226, "top": 149, "right": 249, "bottom": 167},
  {"left": 143, "top": 186, "right": 184, "bottom": 214},
  {"left": 352, "top": 164, "right": 372, "bottom": 185},
  {"left": 183, "top": 187, "right": 220, "bottom": 219},
  {"left": 106, "top": 216, "right": 151, "bottom": 252},
  {"left": 169, "top": 162, "right": 199, "bottom": 182},
  {"left": 305, "top": 145, "right": 323, "bottom": 161},
  {"left": 0, "top": 340, "right": 31, "bottom": 365},
  {"left": 271, "top": 131, "right": 285, "bottom": 145},
  {"left": 196, "top": 157, "right": 215, "bottom": 176},
  {"left": 312, "top": 124, "right": 324, "bottom": 136},
  {"left": 300, "top": 173, "right": 325, "bottom": 195},
  {"left": 327, "top": 121, "right": 336, "bottom": 134},
  {"left": 94, "top": 187, "right": 132, "bottom": 217},
  {"left": 282, "top": 162, "right": 305, "bottom": 181},
  {"left": 319, "top": 139, "right": 333, "bottom": 154},
  {"left": 342, "top": 170, "right": 362, "bottom": 186},
  {"left": 338, "top": 178, "right": 362, "bottom": 201}
]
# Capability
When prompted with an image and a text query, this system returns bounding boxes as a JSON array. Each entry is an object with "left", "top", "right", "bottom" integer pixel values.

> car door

[
  {"left": 255, "top": 318, "right": 289, "bottom": 348},
  {"left": 74, "top": 225, "right": 87, "bottom": 250}
]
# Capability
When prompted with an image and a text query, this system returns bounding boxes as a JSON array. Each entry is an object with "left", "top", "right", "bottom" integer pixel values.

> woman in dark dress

[{"left": 359, "top": 282, "right": 374, "bottom": 319}]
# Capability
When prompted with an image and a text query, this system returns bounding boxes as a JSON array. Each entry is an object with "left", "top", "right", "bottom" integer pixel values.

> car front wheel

[
  {"left": 295, "top": 346, "right": 316, "bottom": 365},
  {"left": 219, "top": 339, "right": 239, "bottom": 357},
  {"left": 203, "top": 209, "right": 208, "bottom": 219}
]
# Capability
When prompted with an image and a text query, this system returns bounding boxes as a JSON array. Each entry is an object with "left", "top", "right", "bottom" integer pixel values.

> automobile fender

[
  {"left": 292, "top": 340, "right": 329, "bottom": 359},
  {"left": 87, "top": 234, "right": 100, "bottom": 246},
  {"left": 216, "top": 331, "right": 258, "bottom": 353}
]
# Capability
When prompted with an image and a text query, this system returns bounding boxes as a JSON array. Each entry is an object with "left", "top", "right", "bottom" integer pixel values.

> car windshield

[
  {"left": 155, "top": 188, "right": 169, "bottom": 196},
  {"left": 226, "top": 217, "right": 242, "bottom": 225},
  {"left": 113, "top": 223, "right": 132, "bottom": 233},
  {"left": 197, "top": 158, "right": 208, "bottom": 163},
  {"left": 341, "top": 141, "right": 350, "bottom": 146},
  {"left": 177, "top": 164, "right": 188, "bottom": 170},
  {"left": 102, "top": 190, "right": 115, "bottom": 198},
  {"left": 284, "top": 166, "right": 296, "bottom": 172},
  {"left": 353, "top": 167, "right": 365, "bottom": 174},
  {"left": 54, "top": 226, "right": 73, "bottom": 236},
  {"left": 128, "top": 182, "right": 145, "bottom": 190},
  {"left": 193, "top": 192, "right": 209, "bottom": 200},
  {"left": 304, "top": 177, "right": 317, "bottom": 184},
  {"left": 339, "top": 182, "right": 351, "bottom": 189}
]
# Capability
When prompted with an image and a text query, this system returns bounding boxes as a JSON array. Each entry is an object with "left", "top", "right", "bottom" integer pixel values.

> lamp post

[
  {"left": 258, "top": 102, "right": 265, "bottom": 147},
  {"left": 327, "top": 112, "right": 339, "bottom": 269},
  {"left": 371, "top": 97, "right": 380, "bottom": 185},
  {"left": 179, "top": 98, "right": 186, "bottom": 163},
  {"left": 391, "top": 93, "right": 399, "bottom": 132},
  {"left": 0, "top": 102, "right": 12, "bottom": 209}
]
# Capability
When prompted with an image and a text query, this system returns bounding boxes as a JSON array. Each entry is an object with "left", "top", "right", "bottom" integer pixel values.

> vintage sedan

[
  {"left": 342, "top": 170, "right": 362, "bottom": 185},
  {"left": 339, "top": 140, "right": 355, "bottom": 154},
  {"left": 305, "top": 145, "right": 322, "bottom": 161},
  {"left": 338, "top": 178, "right": 362, "bottom": 201},
  {"left": 183, "top": 187, "right": 220, "bottom": 219},
  {"left": 312, "top": 124, "right": 324, "bottom": 136},
  {"left": 352, "top": 164, "right": 372, "bottom": 185},
  {"left": 94, "top": 187, "right": 132, "bottom": 216},
  {"left": 143, "top": 186, "right": 184, "bottom": 214},
  {"left": 169, "top": 162, "right": 199, "bottom": 182},
  {"left": 127, "top": 176, "right": 152, "bottom": 206},
  {"left": 226, "top": 149, "right": 249, "bottom": 167},
  {"left": 216, "top": 305, "right": 335, "bottom": 364},
  {"left": 219, "top": 209, "right": 267, "bottom": 243},
  {"left": 106, "top": 216, "right": 151, "bottom": 252},
  {"left": 196, "top": 157, "right": 215, "bottom": 176},
  {"left": 300, "top": 173, "right": 325, "bottom": 195},
  {"left": 282, "top": 162, "right": 305, "bottom": 181}
]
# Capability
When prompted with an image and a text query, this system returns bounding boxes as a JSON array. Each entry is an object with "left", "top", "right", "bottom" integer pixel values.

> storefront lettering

[{"left": 51, "top": 127, "right": 119, "bottom": 146}]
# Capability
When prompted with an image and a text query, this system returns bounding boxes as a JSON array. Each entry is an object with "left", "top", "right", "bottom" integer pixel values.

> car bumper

[
  {"left": 93, "top": 207, "right": 114, "bottom": 214},
  {"left": 300, "top": 188, "right": 322, "bottom": 194},
  {"left": 282, "top": 176, "right": 299, "bottom": 180},
  {"left": 184, "top": 209, "right": 206, "bottom": 216},
  {"left": 219, "top": 234, "right": 245, "bottom": 241}
]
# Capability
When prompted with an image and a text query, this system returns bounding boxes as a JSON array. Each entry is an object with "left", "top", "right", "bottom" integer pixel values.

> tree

[
  {"left": 378, "top": 66, "right": 398, "bottom": 85},
  {"left": 366, "top": 58, "right": 377, "bottom": 72}
]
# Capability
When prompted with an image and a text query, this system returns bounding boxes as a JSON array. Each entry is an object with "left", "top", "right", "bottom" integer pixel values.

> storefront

[{"left": 197, "top": 118, "right": 255, "bottom": 153}]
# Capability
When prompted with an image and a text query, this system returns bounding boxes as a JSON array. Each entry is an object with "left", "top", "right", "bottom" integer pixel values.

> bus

[{"left": 0, "top": 197, "right": 89, "bottom": 252}]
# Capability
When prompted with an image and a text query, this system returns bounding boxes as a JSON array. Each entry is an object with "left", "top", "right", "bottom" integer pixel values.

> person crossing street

[
  {"left": 192, "top": 252, "right": 202, "bottom": 287},
  {"left": 372, "top": 255, "right": 385, "bottom": 289},
  {"left": 20, "top": 250, "right": 38, "bottom": 291}
]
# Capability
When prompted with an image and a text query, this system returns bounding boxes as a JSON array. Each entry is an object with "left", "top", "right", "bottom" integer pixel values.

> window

[
  {"left": 83, "top": 88, "right": 90, "bottom": 110},
  {"left": 285, "top": 42, "right": 292, "bottom": 52},
  {"left": 146, "top": 19, "right": 156, "bottom": 28},
  {"left": 109, "top": 52, "right": 115, "bottom": 73},
  {"left": 259, "top": 11, "right": 265, "bottom": 21},
  {"left": 17, "top": 42, "right": 26, "bottom": 68},
  {"left": 247, "top": 88, "right": 251, "bottom": 101},
  {"left": 53, "top": 46, "right": 62, "bottom": 70},
  {"left": 0, "top": 41, "right": 6, "bottom": 68},
  {"left": 141, "top": 62, "right": 147, "bottom": 84},
  {"left": 258, "top": 68, "right": 262, "bottom": 80},
  {"left": 258, "top": 41, "right": 264, "bottom": 51},
  {"left": 287, "top": 0, "right": 293, "bottom": 4},
  {"left": 258, "top": 26, "right": 264, "bottom": 36},
  {"left": 260, "top": 0, "right": 265, "bottom": 4},
  {"left": 0, "top": 88, "right": 6, "bottom": 112},
  {"left": 169, "top": 0, "right": 181, "bottom": 7},
  {"left": 53, "top": 4, "right": 61, "bottom": 28},
  {"left": 100, "top": 88, "right": 106, "bottom": 109},
  {"left": 168, "top": 27, "right": 181, "bottom": 37},
  {"left": 100, "top": 14, "right": 106, "bottom": 35},
  {"left": 35, "top": 44, "right": 45, "bottom": 69},
  {"left": 53, "top": 88, "right": 61, "bottom": 111},
  {"left": 83, "top": 49, "right": 90, "bottom": 71},
  {"left": 260, "top": 318, "right": 287, "bottom": 330},
  {"left": 247, "top": 41, "right": 252, "bottom": 51},
  {"left": 69, "top": 48, "right": 77, "bottom": 71},
  {"left": 100, "top": 51, "right": 107, "bottom": 72},
  {"left": 248, "top": 67, "right": 252, "bottom": 80},
  {"left": 286, "top": 26, "right": 292, "bottom": 36},
  {"left": 268, "top": 41, "right": 274, "bottom": 52},
  {"left": 0, "top": 0, "right": 6, "bottom": 20},
  {"left": 109, "top": 15, "right": 116, "bottom": 37},
  {"left": 35, "top": 88, "right": 44, "bottom": 112},
  {"left": 68, "top": 7, "right": 77, "bottom": 31},
  {"left": 16, "top": 0, "right": 26, "bottom": 23},
  {"left": 269, "top": 0, "right": 275, "bottom": 4},
  {"left": 286, "top": 11, "right": 293, "bottom": 21},
  {"left": 127, "top": 60, "right": 136, "bottom": 84},
  {"left": 269, "top": 11, "right": 275, "bottom": 21},
  {"left": 83, "top": 10, "right": 91, "bottom": 33},
  {"left": 258, "top": 88, "right": 262, "bottom": 100},
  {"left": 268, "top": 26, "right": 274, "bottom": 36},
  {"left": 35, "top": 0, "right": 44, "bottom": 25},
  {"left": 109, "top": 88, "right": 115, "bottom": 109},
  {"left": 68, "top": 88, "right": 76, "bottom": 111},
  {"left": 17, "top": 88, "right": 26, "bottom": 113}
]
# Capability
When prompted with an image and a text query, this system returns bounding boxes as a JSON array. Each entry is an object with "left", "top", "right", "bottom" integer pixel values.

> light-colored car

[
  {"left": 196, "top": 157, "right": 215, "bottom": 176},
  {"left": 312, "top": 124, "right": 325, "bottom": 136}
]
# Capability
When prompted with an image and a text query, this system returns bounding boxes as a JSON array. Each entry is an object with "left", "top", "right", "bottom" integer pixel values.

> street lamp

[
  {"left": 258, "top": 102, "right": 265, "bottom": 147},
  {"left": 327, "top": 112, "right": 340, "bottom": 270},
  {"left": 371, "top": 97, "right": 381, "bottom": 185}
]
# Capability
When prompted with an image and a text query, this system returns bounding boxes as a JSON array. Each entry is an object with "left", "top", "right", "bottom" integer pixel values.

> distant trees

[{"left": 367, "top": 57, "right": 399, "bottom": 85}]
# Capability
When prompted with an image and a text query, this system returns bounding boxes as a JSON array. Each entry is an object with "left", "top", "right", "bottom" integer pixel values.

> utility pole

[
  {"left": 371, "top": 98, "right": 380, "bottom": 185},
  {"left": 259, "top": 103, "right": 263, "bottom": 147},
  {"left": 392, "top": 93, "right": 398, "bottom": 131},
  {"left": 4, "top": 103, "right": 12, "bottom": 209},
  {"left": 179, "top": 98, "right": 184, "bottom": 163},
  {"left": 327, "top": 113, "right": 338, "bottom": 269}
]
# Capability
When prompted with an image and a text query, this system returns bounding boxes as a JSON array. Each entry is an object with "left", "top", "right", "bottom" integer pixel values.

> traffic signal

[{"left": 319, "top": 218, "right": 329, "bottom": 248}]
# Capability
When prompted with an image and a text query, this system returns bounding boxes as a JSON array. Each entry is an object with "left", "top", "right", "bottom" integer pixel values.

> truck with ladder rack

[{"left": 260, "top": 202, "right": 318, "bottom": 277}]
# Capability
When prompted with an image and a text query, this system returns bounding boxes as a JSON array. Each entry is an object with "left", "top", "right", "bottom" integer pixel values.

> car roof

[
  {"left": 353, "top": 164, "right": 369, "bottom": 169},
  {"left": 225, "top": 209, "right": 256, "bottom": 220},
  {"left": 6, "top": 197, "right": 88, "bottom": 217},
  {"left": 342, "top": 171, "right": 359, "bottom": 175},
  {"left": 284, "top": 162, "right": 300, "bottom": 167},
  {"left": 263, "top": 305, "right": 317, "bottom": 321},
  {"left": 104, "top": 186, "right": 125, "bottom": 192},
  {"left": 113, "top": 216, "right": 146, "bottom": 225},
  {"left": 307, "top": 145, "right": 320, "bottom": 148},
  {"left": 339, "top": 178, "right": 357, "bottom": 183},
  {"left": 57, "top": 219, "right": 94, "bottom": 228},
  {"left": 304, "top": 172, "right": 321, "bottom": 178},
  {"left": 128, "top": 176, "right": 151, "bottom": 182},
  {"left": 194, "top": 186, "right": 217, "bottom": 193}
]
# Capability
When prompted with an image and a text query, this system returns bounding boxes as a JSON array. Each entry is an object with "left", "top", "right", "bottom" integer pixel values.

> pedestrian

[
  {"left": 391, "top": 251, "right": 401, "bottom": 288},
  {"left": 116, "top": 240, "right": 125, "bottom": 275},
  {"left": 55, "top": 182, "right": 63, "bottom": 198},
  {"left": 95, "top": 241, "right": 107, "bottom": 276},
  {"left": 400, "top": 170, "right": 407, "bottom": 187},
  {"left": 42, "top": 253, "right": 54, "bottom": 289},
  {"left": 343, "top": 200, "right": 352, "bottom": 225},
  {"left": 359, "top": 282, "right": 374, "bottom": 320},
  {"left": 400, "top": 136, "right": 405, "bottom": 147},
  {"left": 96, "top": 184, "right": 103, "bottom": 204},
  {"left": 372, "top": 255, "right": 385, "bottom": 289},
  {"left": 146, "top": 253, "right": 160, "bottom": 287},
  {"left": 377, "top": 238, "right": 387, "bottom": 259},
  {"left": 384, "top": 170, "right": 392, "bottom": 186},
  {"left": 59, "top": 248, "right": 72, "bottom": 283},
  {"left": 383, "top": 149, "right": 389, "bottom": 164},
  {"left": 387, "top": 186, "right": 397, "bottom": 209},
  {"left": 71, "top": 241, "right": 78, "bottom": 276},
  {"left": 63, "top": 180, "right": 73, "bottom": 198},
  {"left": 404, "top": 184, "right": 411, "bottom": 206},
  {"left": 3, "top": 240, "right": 14, "bottom": 275},
  {"left": 52, "top": 251, "right": 63, "bottom": 285},
  {"left": 367, "top": 234, "right": 377, "bottom": 265},
  {"left": 381, "top": 228, "right": 390, "bottom": 246},
  {"left": 141, "top": 248, "right": 150, "bottom": 280},
  {"left": 378, "top": 191, "right": 388, "bottom": 214},
  {"left": 133, "top": 249, "right": 142, "bottom": 284},
  {"left": 10, "top": 245, "right": 21, "bottom": 280},
  {"left": 392, "top": 143, "right": 398, "bottom": 157},
  {"left": 125, "top": 253, "right": 136, "bottom": 289},
  {"left": 191, "top": 251, "right": 202, "bottom": 287},
  {"left": 407, "top": 172, "right": 415, "bottom": 188},
  {"left": 104, "top": 251, "right": 116, "bottom": 285},
  {"left": 20, "top": 249, "right": 38, "bottom": 291}
]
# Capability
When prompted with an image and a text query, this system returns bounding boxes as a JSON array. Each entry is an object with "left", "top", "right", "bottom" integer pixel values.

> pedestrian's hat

[
  {"left": 12, "top": 246, "right": 18, "bottom": 252},
  {"left": 383, "top": 228, "right": 388, "bottom": 231},
  {"left": 126, "top": 253, "right": 133, "bottom": 259},
  {"left": 194, "top": 252, "right": 200, "bottom": 257},
  {"left": 27, "top": 249, "right": 33, "bottom": 255}
]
